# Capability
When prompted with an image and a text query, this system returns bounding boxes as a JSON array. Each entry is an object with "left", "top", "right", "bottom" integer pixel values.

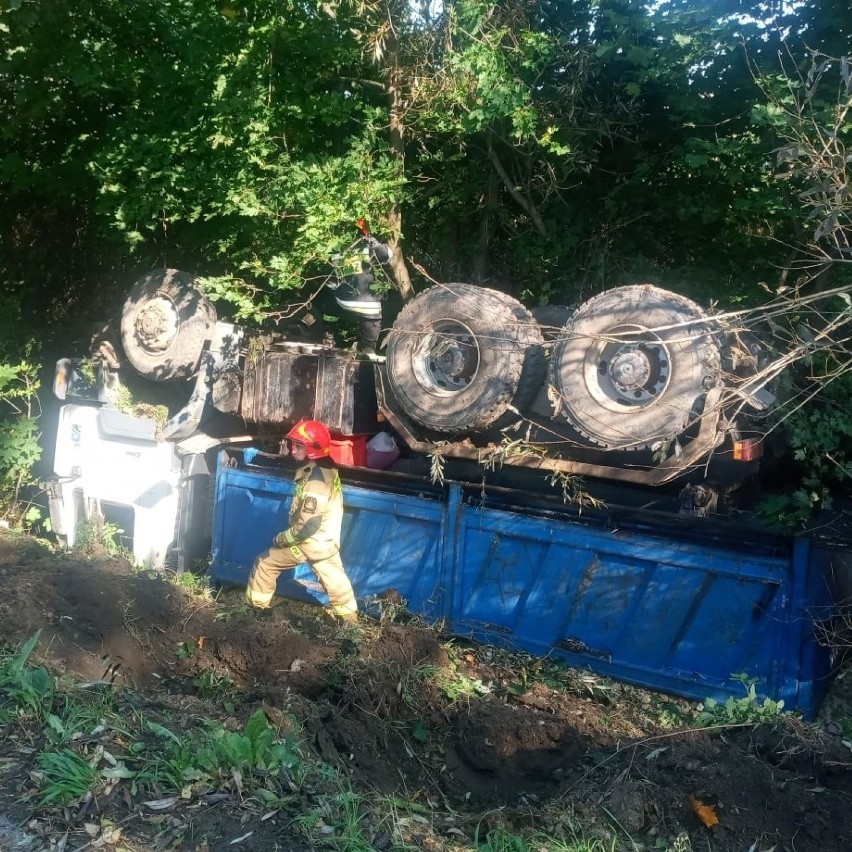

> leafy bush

[
  {"left": 758, "top": 365, "right": 852, "bottom": 528},
  {"left": 0, "top": 349, "right": 43, "bottom": 528}
]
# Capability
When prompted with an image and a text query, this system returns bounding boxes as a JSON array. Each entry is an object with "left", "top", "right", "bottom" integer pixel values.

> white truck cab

[{"left": 48, "top": 404, "right": 182, "bottom": 568}]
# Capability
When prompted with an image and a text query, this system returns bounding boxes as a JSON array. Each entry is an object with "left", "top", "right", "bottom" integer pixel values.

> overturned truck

[
  {"left": 92, "top": 268, "right": 771, "bottom": 485},
  {"left": 49, "top": 268, "right": 776, "bottom": 568},
  {"left": 48, "top": 270, "right": 852, "bottom": 719}
]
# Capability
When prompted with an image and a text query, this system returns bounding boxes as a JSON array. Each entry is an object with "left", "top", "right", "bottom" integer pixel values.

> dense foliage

[{"left": 1, "top": 0, "right": 851, "bottom": 523}]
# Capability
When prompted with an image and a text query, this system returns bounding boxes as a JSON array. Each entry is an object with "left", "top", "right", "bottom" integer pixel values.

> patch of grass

[
  {"left": 170, "top": 569, "right": 215, "bottom": 598},
  {"left": 0, "top": 631, "right": 54, "bottom": 724},
  {"left": 132, "top": 720, "right": 207, "bottom": 792},
  {"left": 647, "top": 698, "right": 692, "bottom": 730},
  {"left": 475, "top": 827, "right": 531, "bottom": 852},
  {"left": 475, "top": 825, "right": 618, "bottom": 852},
  {"left": 36, "top": 748, "right": 97, "bottom": 806},
  {"left": 44, "top": 693, "right": 115, "bottom": 746},
  {"left": 438, "top": 644, "right": 493, "bottom": 702},
  {"left": 327, "top": 789, "right": 373, "bottom": 851}
]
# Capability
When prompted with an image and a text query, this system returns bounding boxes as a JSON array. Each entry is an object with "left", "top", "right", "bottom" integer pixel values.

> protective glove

[
  {"left": 243, "top": 447, "right": 259, "bottom": 464},
  {"left": 274, "top": 530, "right": 297, "bottom": 549}
]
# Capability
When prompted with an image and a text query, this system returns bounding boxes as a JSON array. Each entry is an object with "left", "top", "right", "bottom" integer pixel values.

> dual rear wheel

[{"left": 385, "top": 283, "right": 721, "bottom": 448}]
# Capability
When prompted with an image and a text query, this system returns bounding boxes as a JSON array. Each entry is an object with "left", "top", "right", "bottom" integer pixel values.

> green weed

[
  {"left": 192, "top": 670, "right": 237, "bottom": 703},
  {"left": 437, "top": 665, "right": 491, "bottom": 703},
  {"left": 134, "top": 707, "right": 303, "bottom": 794},
  {"left": 835, "top": 715, "right": 852, "bottom": 739},
  {"left": 175, "top": 640, "right": 197, "bottom": 660},
  {"left": 696, "top": 674, "right": 786, "bottom": 727},
  {"left": 73, "top": 518, "right": 132, "bottom": 560},
  {"left": 197, "top": 708, "right": 301, "bottom": 776},
  {"left": 0, "top": 631, "right": 54, "bottom": 723},
  {"left": 436, "top": 645, "right": 493, "bottom": 702}
]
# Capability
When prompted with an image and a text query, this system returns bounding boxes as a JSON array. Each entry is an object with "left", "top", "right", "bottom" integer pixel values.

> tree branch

[{"left": 486, "top": 138, "right": 547, "bottom": 236}]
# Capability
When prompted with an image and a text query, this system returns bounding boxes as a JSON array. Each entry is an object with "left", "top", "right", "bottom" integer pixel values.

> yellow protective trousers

[{"left": 245, "top": 540, "right": 358, "bottom": 620}]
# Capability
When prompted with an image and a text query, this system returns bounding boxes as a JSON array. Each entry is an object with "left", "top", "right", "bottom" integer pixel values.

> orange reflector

[{"left": 733, "top": 437, "right": 763, "bottom": 461}]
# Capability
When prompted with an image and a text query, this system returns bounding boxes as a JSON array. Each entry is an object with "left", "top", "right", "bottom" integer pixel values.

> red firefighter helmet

[{"left": 286, "top": 419, "right": 331, "bottom": 460}]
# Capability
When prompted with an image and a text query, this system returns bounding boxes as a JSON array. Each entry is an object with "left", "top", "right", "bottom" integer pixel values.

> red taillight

[{"left": 733, "top": 437, "right": 763, "bottom": 461}]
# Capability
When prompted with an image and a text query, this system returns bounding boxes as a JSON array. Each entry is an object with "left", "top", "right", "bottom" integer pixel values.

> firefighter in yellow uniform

[{"left": 245, "top": 419, "right": 358, "bottom": 623}]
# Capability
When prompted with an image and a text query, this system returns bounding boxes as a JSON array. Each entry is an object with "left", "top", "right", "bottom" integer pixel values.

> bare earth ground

[{"left": 1, "top": 533, "right": 852, "bottom": 852}]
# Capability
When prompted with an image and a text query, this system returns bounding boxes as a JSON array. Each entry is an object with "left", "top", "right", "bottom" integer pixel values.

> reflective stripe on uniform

[
  {"left": 334, "top": 298, "right": 382, "bottom": 319},
  {"left": 246, "top": 587, "right": 274, "bottom": 608}
]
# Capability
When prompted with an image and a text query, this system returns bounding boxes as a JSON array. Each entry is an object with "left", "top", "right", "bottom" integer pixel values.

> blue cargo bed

[{"left": 210, "top": 454, "right": 839, "bottom": 717}]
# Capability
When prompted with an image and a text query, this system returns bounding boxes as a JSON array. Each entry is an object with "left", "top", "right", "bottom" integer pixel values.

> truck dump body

[{"left": 211, "top": 452, "right": 837, "bottom": 718}]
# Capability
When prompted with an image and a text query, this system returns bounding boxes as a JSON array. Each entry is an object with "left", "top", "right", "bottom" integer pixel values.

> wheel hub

[
  {"left": 434, "top": 339, "right": 471, "bottom": 378},
  {"left": 593, "top": 331, "right": 670, "bottom": 407},
  {"left": 608, "top": 347, "right": 651, "bottom": 392},
  {"left": 414, "top": 320, "right": 480, "bottom": 393},
  {"left": 135, "top": 295, "right": 178, "bottom": 353}
]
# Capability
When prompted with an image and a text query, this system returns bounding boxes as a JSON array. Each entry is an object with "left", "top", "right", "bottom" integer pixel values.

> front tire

[{"left": 120, "top": 269, "right": 217, "bottom": 381}]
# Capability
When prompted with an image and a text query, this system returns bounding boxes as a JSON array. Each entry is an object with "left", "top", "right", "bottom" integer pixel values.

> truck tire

[
  {"left": 487, "top": 290, "right": 547, "bottom": 414},
  {"left": 550, "top": 284, "right": 722, "bottom": 449},
  {"left": 386, "top": 284, "right": 545, "bottom": 432},
  {"left": 120, "top": 269, "right": 217, "bottom": 381}
]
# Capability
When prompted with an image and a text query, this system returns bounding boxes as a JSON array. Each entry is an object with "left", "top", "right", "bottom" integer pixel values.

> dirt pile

[{"left": 1, "top": 534, "right": 852, "bottom": 852}]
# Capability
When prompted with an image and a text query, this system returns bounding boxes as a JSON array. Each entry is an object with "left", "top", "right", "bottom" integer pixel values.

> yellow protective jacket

[{"left": 276, "top": 460, "right": 343, "bottom": 559}]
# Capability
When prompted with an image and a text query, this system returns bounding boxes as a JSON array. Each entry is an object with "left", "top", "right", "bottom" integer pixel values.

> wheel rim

[
  {"left": 587, "top": 324, "right": 671, "bottom": 410},
  {"left": 412, "top": 319, "right": 481, "bottom": 394},
  {"left": 133, "top": 294, "right": 179, "bottom": 354}
]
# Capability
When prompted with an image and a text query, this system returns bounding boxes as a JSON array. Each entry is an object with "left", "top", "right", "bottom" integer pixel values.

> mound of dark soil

[{"left": 1, "top": 535, "right": 852, "bottom": 852}]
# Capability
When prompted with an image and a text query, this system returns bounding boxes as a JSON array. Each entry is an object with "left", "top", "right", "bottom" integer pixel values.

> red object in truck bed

[{"left": 329, "top": 434, "right": 368, "bottom": 467}]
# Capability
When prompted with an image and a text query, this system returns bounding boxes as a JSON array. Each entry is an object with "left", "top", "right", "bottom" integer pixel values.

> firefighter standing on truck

[
  {"left": 330, "top": 219, "right": 393, "bottom": 355},
  {"left": 245, "top": 419, "right": 358, "bottom": 623}
]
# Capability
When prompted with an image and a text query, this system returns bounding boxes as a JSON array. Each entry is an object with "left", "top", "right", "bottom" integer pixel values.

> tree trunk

[
  {"left": 473, "top": 133, "right": 501, "bottom": 283},
  {"left": 386, "top": 35, "right": 415, "bottom": 302}
]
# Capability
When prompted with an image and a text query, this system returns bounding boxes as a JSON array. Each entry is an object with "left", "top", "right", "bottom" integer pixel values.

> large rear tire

[
  {"left": 550, "top": 284, "right": 721, "bottom": 449},
  {"left": 120, "top": 269, "right": 217, "bottom": 381},
  {"left": 386, "top": 284, "right": 545, "bottom": 433}
]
